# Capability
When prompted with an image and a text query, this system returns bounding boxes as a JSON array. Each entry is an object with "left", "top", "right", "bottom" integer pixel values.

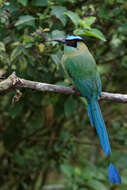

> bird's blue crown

[{"left": 66, "top": 35, "right": 83, "bottom": 41}]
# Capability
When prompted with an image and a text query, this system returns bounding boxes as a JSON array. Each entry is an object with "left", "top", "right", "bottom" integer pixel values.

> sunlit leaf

[
  {"left": 38, "top": 43, "right": 45, "bottom": 53},
  {"left": 84, "top": 28, "right": 106, "bottom": 41},
  {"left": 84, "top": 16, "right": 96, "bottom": 26},
  {"left": 75, "top": 28, "right": 106, "bottom": 41},
  {"left": 15, "top": 15, "right": 35, "bottom": 29},
  {"left": 79, "top": 17, "right": 96, "bottom": 29},
  {"left": 0, "top": 42, "right": 5, "bottom": 52}
]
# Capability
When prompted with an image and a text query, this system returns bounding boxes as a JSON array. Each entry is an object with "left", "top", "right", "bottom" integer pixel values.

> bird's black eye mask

[
  {"left": 65, "top": 39, "right": 84, "bottom": 48},
  {"left": 65, "top": 39, "right": 77, "bottom": 48}
]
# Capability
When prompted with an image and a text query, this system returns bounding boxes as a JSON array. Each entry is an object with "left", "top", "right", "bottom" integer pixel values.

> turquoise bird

[{"left": 53, "top": 35, "right": 121, "bottom": 184}]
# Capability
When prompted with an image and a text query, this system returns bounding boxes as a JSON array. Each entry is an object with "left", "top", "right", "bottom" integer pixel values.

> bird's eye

[{"left": 66, "top": 40, "right": 77, "bottom": 48}]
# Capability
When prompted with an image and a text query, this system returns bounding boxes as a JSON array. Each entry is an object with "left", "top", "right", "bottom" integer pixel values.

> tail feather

[
  {"left": 108, "top": 163, "right": 121, "bottom": 184},
  {"left": 88, "top": 104, "right": 94, "bottom": 127},
  {"left": 88, "top": 99, "right": 111, "bottom": 156},
  {"left": 87, "top": 99, "right": 121, "bottom": 184}
]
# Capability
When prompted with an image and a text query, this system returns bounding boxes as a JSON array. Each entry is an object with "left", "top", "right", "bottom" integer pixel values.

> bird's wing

[{"left": 63, "top": 53, "right": 101, "bottom": 100}]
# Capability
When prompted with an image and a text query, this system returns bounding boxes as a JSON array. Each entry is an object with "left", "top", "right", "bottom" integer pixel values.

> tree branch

[{"left": 0, "top": 72, "right": 127, "bottom": 103}]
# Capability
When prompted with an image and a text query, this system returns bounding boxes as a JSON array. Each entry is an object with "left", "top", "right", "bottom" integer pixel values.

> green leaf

[
  {"left": 51, "top": 54, "right": 60, "bottom": 65},
  {"left": 74, "top": 167, "right": 82, "bottom": 176},
  {"left": 0, "top": 0, "right": 3, "bottom": 5},
  {"left": 19, "top": 56, "right": 28, "bottom": 71},
  {"left": 64, "top": 96, "right": 78, "bottom": 117},
  {"left": 64, "top": 11, "right": 80, "bottom": 26},
  {"left": 10, "top": 46, "right": 23, "bottom": 62},
  {"left": 116, "top": 0, "right": 123, "bottom": 3},
  {"left": 87, "top": 180, "right": 107, "bottom": 190},
  {"left": 79, "top": 17, "right": 96, "bottom": 29},
  {"left": 82, "top": 168, "right": 94, "bottom": 180},
  {"left": 79, "top": 21, "right": 91, "bottom": 30},
  {"left": 75, "top": 28, "right": 106, "bottom": 41},
  {"left": 0, "top": 42, "right": 5, "bottom": 52},
  {"left": 85, "top": 28, "right": 106, "bottom": 41},
  {"left": 51, "top": 50, "right": 63, "bottom": 65},
  {"left": 31, "top": 0, "right": 48, "bottom": 6},
  {"left": 61, "top": 164, "right": 73, "bottom": 178},
  {"left": 51, "top": 30, "right": 65, "bottom": 39},
  {"left": 84, "top": 16, "right": 96, "bottom": 26},
  {"left": 51, "top": 6, "right": 67, "bottom": 26},
  {"left": 18, "top": 0, "right": 28, "bottom": 6},
  {"left": 15, "top": 15, "right": 35, "bottom": 29},
  {"left": 98, "top": 8, "right": 109, "bottom": 19}
]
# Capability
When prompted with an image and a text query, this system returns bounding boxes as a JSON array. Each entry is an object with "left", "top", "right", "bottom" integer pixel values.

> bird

[{"left": 53, "top": 34, "right": 121, "bottom": 184}]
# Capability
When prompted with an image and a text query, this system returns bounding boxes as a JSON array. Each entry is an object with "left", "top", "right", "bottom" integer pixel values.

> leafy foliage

[{"left": 0, "top": 0, "right": 127, "bottom": 190}]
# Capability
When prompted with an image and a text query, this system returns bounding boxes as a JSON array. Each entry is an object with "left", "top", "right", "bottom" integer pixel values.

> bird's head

[
  {"left": 53, "top": 35, "right": 85, "bottom": 49},
  {"left": 53, "top": 35, "right": 86, "bottom": 52}
]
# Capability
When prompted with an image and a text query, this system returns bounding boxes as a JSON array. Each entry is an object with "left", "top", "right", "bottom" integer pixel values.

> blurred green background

[{"left": 0, "top": 0, "right": 127, "bottom": 189}]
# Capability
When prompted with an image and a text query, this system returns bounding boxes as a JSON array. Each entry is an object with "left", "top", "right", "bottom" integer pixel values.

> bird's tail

[
  {"left": 108, "top": 163, "right": 122, "bottom": 184},
  {"left": 87, "top": 99, "right": 111, "bottom": 156},
  {"left": 87, "top": 99, "right": 121, "bottom": 184}
]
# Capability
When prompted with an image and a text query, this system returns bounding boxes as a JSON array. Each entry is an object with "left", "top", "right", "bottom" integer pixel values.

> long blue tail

[
  {"left": 108, "top": 163, "right": 121, "bottom": 184},
  {"left": 87, "top": 99, "right": 121, "bottom": 184},
  {"left": 87, "top": 98, "right": 111, "bottom": 156}
]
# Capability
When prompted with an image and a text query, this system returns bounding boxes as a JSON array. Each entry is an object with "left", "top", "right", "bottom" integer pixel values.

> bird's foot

[{"left": 9, "top": 72, "right": 24, "bottom": 87}]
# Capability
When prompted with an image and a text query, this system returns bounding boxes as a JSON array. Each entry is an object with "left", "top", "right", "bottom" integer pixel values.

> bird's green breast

[
  {"left": 62, "top": 51, "right": 98, "bottom": 80},
  {"left": 61, "top": 44, "right": 101, "bottom": 98}
]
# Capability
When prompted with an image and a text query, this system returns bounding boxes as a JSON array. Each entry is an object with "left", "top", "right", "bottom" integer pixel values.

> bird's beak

[{"left": 52, "top": 38, "right": 66, "bottom": 43}]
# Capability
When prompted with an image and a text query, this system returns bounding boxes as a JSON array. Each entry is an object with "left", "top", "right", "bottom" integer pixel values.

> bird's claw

[{"left": 9, "top": 72, "right": 24, "bottom": 87}]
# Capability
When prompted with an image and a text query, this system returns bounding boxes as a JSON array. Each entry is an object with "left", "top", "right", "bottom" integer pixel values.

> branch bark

[{"left": 0, "top": 72, "right": 127, "bottom": 103}]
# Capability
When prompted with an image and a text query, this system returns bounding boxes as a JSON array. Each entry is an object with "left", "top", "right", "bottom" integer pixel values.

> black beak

[{"left": 52, "top": 38, "right": 66, "bottom": 43}]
